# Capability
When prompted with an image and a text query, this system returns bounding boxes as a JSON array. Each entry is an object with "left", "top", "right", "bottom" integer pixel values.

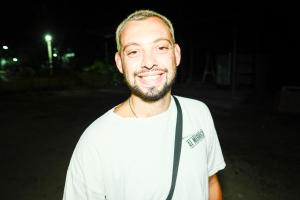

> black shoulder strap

[{"left": 166, "top": 96, "right": 183, "bottom": 200}]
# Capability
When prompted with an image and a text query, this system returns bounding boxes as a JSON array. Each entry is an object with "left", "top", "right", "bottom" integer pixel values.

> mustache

[{"left": 134, "top": 68, "right": 168, "bottom": 76}]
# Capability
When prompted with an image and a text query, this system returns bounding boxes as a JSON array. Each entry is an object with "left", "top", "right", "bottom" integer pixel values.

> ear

[
  {"left": 115, "top": 52, "right": 124, "bottom": 74},
  {"left": 174, "top": 44, "right": 181, "bottom": 67}
]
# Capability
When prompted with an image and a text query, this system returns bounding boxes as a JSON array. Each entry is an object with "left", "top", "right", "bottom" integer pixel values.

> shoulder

[
  {"left": 69, "top": 108, "right": 119, "bottom": 164},
  {"left": 173, "top": 95, "right": 214, "bottom": 129},
  {"left": 174, "top": 95, "right": 210, "bottom": 113},
  {"left": 77, "top": 108, "right": 115, "bottom": 146}
]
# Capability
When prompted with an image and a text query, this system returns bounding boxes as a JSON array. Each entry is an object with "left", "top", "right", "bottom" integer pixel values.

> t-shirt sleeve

[
  {"left": 204, "top": 106, "right": 226, "bottom": 176},
  {"left": 63, "top": 132, "right": 106, "bottom": 200}
]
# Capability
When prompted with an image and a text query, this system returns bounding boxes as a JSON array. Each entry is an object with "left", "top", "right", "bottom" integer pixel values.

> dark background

[
  {"left": 1, "top": 1, "right": 298, "bottom": 89},
  {"left": 1, "top": 1, "right": 300, "bottom": 199}
]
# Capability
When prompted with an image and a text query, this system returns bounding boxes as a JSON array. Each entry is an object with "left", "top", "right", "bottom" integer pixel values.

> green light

[
  {"left": 45, "top": 34, "right": 52, "bottom": 42},
  {"left": 44, "top": 33, "right": 53, "bottom": 75},
  {"left": 65, "top": 53, "right": 75, "bottom": 58},
  {"left": 1, "top": 58, "right": 7, "bottom": 67},
  {"left": 13, "top": 58, "right": 18, "bottom": 62}
]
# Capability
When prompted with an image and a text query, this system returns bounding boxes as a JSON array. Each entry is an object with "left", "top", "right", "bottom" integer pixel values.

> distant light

[
  {"left": 65, "top": 52, "right": 75, "bottom": 58},
  {"left": 2, "top": 46, "right": 8, "bottom": 50},
  {"left": 53, "top": 53, "right": 58, "bottom": 57},
  {"left": 45, "top": 34, "right": 52, "bottom": 42},
  {"left": 12, "top": 58, "right": 18, "bottom": 62},
  {"left": 1, "top": 58, "right": 7, "bottom": 66}
]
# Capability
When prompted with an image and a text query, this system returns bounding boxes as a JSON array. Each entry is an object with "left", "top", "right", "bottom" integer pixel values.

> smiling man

[
  {"left": 115, "top": 16, "right": 179, "bottom": 104},
  {"left": 63, "top": 9, "right": 226, "bottom": 200}
]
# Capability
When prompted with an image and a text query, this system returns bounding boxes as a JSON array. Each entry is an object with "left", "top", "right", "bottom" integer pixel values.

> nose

[{"left": 141, "top": 50, "right": 157, "bottom": 70}]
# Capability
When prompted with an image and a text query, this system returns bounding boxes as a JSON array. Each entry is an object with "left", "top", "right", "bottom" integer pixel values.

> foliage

[
  {"left": 0, "top": 60, "right": 125, "bottom": 93},
  {"left": 80, "top": 60, "right": 123, "bottom": 87}
]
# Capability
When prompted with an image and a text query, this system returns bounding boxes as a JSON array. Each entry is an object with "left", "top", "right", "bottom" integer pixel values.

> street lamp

[
  {"left": 1, "top": 45, "right": 9, "bottom": 68},
  {"left": 44, "top": 34, "right": 53, "bottom": 75}
]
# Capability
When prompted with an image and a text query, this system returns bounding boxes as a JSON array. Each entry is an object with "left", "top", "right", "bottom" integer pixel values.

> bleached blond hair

[{"left": 115, "top": 9, "right": 175, "bottom": 52}]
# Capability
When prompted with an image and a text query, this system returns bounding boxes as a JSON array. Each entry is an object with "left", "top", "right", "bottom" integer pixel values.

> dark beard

[{"left": 124, "top": 73, "right": 176, "bottom": 102}]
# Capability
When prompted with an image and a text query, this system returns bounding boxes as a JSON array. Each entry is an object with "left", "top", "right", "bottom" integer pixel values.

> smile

[{"left": 137, "top": 71, "right": 166, "bottom": 87}]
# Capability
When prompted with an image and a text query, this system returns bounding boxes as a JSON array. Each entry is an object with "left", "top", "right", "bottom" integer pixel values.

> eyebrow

[{"left": 122, "top": 38, "right": 173, "bottom": 51}]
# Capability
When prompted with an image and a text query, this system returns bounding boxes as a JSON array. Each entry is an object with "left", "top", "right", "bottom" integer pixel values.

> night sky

[
  {"left": 1, "top": 1, "right": 298, "bottom": 86},
  {"left": 1, "top": 1, "right": 294, "bottom": 47}
]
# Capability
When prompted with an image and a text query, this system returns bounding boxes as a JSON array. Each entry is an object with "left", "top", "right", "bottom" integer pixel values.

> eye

[
  {"left": 155, "top": 42, "right": 172, "bottom": 54},
  {"left": 128, "top": 50, "right": 138, "bottom": 56},
  {"left": 159, "top": 46, "right": 169, "bottom": 51},
  {"left": 125, "top": 48, "right": 142, "bottom": 58}
]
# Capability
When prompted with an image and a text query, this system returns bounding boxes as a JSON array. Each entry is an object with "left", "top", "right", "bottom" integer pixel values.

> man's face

[{"left": 115, "top": 17, "right": 181, "bottom": 102}]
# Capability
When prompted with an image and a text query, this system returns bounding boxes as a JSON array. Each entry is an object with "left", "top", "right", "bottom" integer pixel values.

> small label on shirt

[{"left": 184, "top": 130, "right": 205, "bottom": 148}]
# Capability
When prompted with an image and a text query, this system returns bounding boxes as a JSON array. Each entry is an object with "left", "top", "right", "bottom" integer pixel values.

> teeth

[
  {"left": 138, "top": 70, "right": 164, "bottom": 77},
  {"left": 138, "top": 74, "right": 164, "bottom": 87},
  {"left": 142, "top": 75, "right": 160, "bottom": 80}
]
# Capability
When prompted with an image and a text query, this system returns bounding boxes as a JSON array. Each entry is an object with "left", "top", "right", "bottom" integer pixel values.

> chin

[{"left": 131, "top": 84, "right": 172, "bottom": 102}]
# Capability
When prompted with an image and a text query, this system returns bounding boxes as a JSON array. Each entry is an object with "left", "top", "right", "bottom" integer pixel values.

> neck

[{"left": 129, "top": 92, "right": 172, "bottom": 118}]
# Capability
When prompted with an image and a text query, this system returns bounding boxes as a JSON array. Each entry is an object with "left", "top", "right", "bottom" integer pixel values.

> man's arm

[{"left": 208, "top": 174, "right": 222, "bottom": 200}]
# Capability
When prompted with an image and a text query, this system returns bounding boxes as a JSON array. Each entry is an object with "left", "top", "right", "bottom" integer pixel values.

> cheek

[
  {"left": 122, "top": 61, "right": 139, "bottom": 83},
  {"left": 123, "top": 58, "right": 141, "bottom": 73},
  {"left": 156, "top": 55, "right": 176, "bottom": 69},
  {"left": 158, "top": 52, "right": 175, "bottom": 61}
]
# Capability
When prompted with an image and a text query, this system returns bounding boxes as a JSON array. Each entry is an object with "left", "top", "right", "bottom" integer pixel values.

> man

[{"left": 63, "top": 9, "right": 226, "bottom": 200}]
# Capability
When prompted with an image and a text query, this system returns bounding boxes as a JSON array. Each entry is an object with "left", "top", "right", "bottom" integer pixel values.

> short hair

[{"left": 115, "top": 9, "right": 175, "bottom": 52}]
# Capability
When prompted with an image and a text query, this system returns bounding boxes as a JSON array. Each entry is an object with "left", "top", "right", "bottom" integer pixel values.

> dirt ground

[{"left": 1, "top": 88, "right": 299, "bottom": 200}]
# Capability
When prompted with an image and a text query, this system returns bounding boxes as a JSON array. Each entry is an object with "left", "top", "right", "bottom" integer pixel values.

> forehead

[{"left": 120, "top": 17, "right": 172, "bottom": 47}]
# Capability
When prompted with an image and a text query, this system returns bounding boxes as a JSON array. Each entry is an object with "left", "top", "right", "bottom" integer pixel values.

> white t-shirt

[{"left": 63, "top": 96, "right": 226, "bottom": 200}]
